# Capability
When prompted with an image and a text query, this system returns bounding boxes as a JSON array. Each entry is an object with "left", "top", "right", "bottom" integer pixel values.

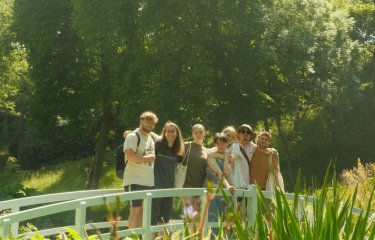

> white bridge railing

[
  {"left": 0, "top": 189, "right": 124, "bottom": 238},
  {"left": 0, "top": 186, "right": 372, "bottom": 239}
]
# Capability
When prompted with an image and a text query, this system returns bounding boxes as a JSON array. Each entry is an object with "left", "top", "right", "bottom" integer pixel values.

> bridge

[{"left": 0, "top": 186, "right": 372, "bottom": 239}]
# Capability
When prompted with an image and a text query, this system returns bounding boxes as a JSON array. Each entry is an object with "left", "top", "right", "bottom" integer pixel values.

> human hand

[
  {"left": 123, "top": 130, "right": 131, "bottom": 138},
  {"left": 143, "top": 154, "right": 155, "bottom": 164},
  {"left": 227, "top": 185, "right": 235, "bottom": 195}
]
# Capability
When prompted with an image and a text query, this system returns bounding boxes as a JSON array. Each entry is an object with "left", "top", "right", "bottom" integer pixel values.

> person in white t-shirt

[
  {"left": 207, "top": 126, "right": 247, "bottom": 188},
  {"left": 123, "top": 111, "right": 158, "bottom": 229},
  {"left": 236, "top": 124, "right": 257, "bottom": 186},
  {"left": 222, "top": 126, "right": 247, "bottom": 188}
]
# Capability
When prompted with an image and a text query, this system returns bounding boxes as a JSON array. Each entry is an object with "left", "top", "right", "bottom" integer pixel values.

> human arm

[
  {"left": 207, "top": 157, "right": 224, "bottom": 179},
  {"left": 177, "top": 155, "right": 184, "bottom": 163},
  {"left": 125, "top": 149, "right": 155, "bottom": 164},
  {"left": 271, "top": 149, "right": 280, "bottom": 171},
  {"left": 123, "top": 133, "right": 155, "bottom": 164},
  {"left": 207, "top": 157, "right": 235, "bottom": 194},
  {"left": 223, "top": 152, "right": 231, "bottom": 176},
  {"left": 221, "top": 177, "right": 235, "bottom": 195},
  {"left": 123, "top": 130, "right": 161, "bottom": 141},
  {"left": 149, "top": 131, "right": 162, "bottom": 141},
  {"left": 225, "top": 153, "right": 241, "bottom": 164},
  {"left": 123, "top": 130, "right": 131, "bottom": 138},
  {"left": 207, "top": 148, "right": 224, "bottom": 159}
]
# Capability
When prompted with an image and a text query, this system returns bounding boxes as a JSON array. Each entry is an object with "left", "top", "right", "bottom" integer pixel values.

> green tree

[
  {"left": 139, "top": 0, "right": 271, "bottom": 132},
  {"left": 13, "top": 0, "right": 97, "bottom": 168},
  {"left": 71, "top": 0, "right": 145, "bottom": 189},
  {"left": 0, "top": 0, "right": 28, "bottom": 141},
  {"left": 252, "top": 0, "right": 363, "bottom": 182},
  {"left": 9, "top": 0, "right": 375, "bottom": 188}
]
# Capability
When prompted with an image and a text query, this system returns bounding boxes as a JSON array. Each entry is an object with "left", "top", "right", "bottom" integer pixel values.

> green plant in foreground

[
  {"left": 6, "top": 164, "right": 375, "bottom": 239},
  {"left": 255, "top": 166, "right": 375, "bottom": 240}
]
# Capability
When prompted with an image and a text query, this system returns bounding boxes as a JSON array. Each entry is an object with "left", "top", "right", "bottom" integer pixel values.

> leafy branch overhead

[{"left": 0, "top": 0, "right": 373, "bottom": 188}]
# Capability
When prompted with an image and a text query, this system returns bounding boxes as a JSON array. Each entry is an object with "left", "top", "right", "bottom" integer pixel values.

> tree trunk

[
  {"left": 1, "top": 113, "right": 9, "bottom": 141},
  {"left": 86, "top": 103, "right": 113, "bottom": 189},
  {"left": 274, "top": 115, "right": 294, "bottom": 184},
  {"left": 86, "top": 58, "right": 114, "bottom": 189}
]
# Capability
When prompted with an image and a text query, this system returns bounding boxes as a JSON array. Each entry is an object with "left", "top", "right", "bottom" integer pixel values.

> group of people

[{"left": 122, "top": 111, "right": 282, "bottom": 238}]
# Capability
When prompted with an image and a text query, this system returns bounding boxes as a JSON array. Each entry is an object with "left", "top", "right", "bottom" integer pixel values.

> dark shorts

[
  {"left": 151, "top": 197, "right": 173, "bottom": 225},
  {"left": 124, "top": 184, "right": 153, "bottom": 207}
]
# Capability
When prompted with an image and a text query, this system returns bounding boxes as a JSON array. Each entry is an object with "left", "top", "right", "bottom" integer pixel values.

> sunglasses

[{"left": 239, "top": 129, "right": 252, "bottom": 135}]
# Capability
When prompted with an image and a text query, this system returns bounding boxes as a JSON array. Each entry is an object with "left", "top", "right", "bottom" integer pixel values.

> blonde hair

[
  {"left": 192, "top": 124, "right": 205, "bottom": 132},
  {"left": 140, "top": 111, "right": 158, "bottom": 123},
  {"left": 222, "top": 125, "right": 236, "bottom": 135}
]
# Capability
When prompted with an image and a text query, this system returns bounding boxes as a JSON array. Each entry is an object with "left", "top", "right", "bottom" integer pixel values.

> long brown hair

[{"left": 160, "top": 121, "right": 185, "bottom": 156}]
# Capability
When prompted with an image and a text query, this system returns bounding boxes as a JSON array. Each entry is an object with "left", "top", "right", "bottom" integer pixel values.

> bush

[{"left": 0, "top": 183, "right": 39, "bottom": 201}]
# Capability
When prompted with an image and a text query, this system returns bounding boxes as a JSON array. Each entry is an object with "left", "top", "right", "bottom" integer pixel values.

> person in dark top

[{"left": 151, "top": 121, "right": 184, "bottom": 239}]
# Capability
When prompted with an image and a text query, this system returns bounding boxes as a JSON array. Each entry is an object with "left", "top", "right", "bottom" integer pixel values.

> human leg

[
  {"left": 151, "top": 197, "right": 163, "bottom": 240},
  {"left": 128, "top": 206, "right": 142, "bottom": 228},
  {"left": 124, "top": 184, "right": 152, "bottom": 228}
]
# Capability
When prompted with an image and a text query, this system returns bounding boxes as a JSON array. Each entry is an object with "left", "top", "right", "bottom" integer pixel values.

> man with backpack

[{"left": 123, "top": 111, "right": 158, "bottom": 229}]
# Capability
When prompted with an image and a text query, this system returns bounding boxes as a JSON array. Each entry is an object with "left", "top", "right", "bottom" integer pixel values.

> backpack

[{"left": 115, "top": 132, "right": 140, "bottom": 179}]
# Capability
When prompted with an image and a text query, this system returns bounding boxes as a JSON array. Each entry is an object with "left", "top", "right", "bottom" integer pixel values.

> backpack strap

[
  {"left": 239, "top": 146, "right": 251, "bottom": 166},
  {"left": 135, "top": 131, "right": 141, "bottom": 149}
]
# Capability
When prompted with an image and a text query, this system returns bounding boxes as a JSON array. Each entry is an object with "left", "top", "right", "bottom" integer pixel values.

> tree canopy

[{"left": 0, "top": 0, "right": 374, "bottom": 188}]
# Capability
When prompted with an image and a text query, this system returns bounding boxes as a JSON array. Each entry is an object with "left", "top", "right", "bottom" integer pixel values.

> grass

[
  {"left": 0, "top": 151, "right": 125, "bottom": 231},
  {"left": 1, "top": 152, "right": 123, "bottom": 195}
]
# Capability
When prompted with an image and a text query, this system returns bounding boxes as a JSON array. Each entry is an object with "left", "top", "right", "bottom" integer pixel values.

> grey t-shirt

[{"left": 184, "top": 142, "right": 208, "bottom": 188}]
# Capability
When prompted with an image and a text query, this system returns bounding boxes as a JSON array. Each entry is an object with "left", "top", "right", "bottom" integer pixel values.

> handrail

[
  {"left": 0, "top": 189, "right": 124, "bottom": 237},
  {"left": 0, "top": 187, "right": 373, "bottom": 239},
  {"left": 0, "top": 189, "right": 123, "bottom": 212},
  {"left": 0, "top": 187, "right": 257, "bottom": 239}
]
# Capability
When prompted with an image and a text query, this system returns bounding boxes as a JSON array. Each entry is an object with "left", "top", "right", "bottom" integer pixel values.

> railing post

[
  {"left": 247, "top": 185, "right": 257, "bottom": 227},
  {"left": 142, "top": 192, "right": 152, "bottom": 240},
  {"left": 297, "top": 196, "right": 305, "bottom": 221},
  {"left": 0, "top": 218, "right": 11, "bottom": 239},
  {"left": 75, "top": 201, "right": 87, "bottom": 237},
  {"left": 11, "top": 207, "right": 20, "bottom": 237},
  {"left": 200, "top": 189, "right": 208, "bottom": 237}
]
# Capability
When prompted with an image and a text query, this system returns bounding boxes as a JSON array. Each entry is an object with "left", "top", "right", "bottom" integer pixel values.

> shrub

[
  {"left": 340, "top": 158, "right": 375, "bottom": 211},
  {"left": 0, "top": 183, "right": 39, "bottom": 201}
]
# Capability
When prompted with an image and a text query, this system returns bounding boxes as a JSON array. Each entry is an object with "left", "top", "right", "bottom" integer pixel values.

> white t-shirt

[
  {"left": 238, "top": 142, "right": 256, "bottom": 185},
  {"left": 226, "top": 143, "right": 246, "bottom": 188},
  {"left": 225, "top": 142, "right": 242, "bottom": 156},
  {"left": 123, "top": 128, "right": 155, "bottom": 187}
]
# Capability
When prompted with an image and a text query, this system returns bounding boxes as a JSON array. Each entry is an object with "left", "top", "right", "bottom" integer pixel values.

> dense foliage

[{"left": 0, "top": 0, "right": 374, "bottom": 188}]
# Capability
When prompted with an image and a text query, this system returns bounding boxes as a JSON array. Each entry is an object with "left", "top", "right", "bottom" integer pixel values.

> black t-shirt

[{"left": 154, "top": 141, "right": 183, "bottom": 189}]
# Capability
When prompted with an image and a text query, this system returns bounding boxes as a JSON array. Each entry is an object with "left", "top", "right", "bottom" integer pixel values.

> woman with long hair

[{"left": 151, "top": 121, "right": 184, "bottom": 239}]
